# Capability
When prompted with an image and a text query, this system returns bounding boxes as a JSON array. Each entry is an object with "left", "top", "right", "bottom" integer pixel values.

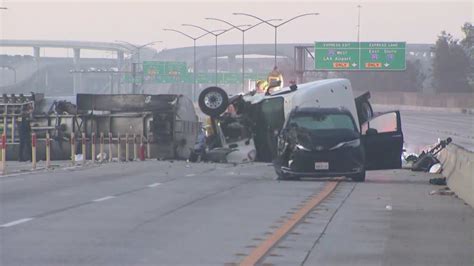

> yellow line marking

[{"left": 239, "top": 180, "right": 340, "bottom": 266}]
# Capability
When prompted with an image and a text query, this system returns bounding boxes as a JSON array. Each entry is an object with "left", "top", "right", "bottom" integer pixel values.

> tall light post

[
  {"left": 182, "top": 24, "right": 249, "bottom": 86},
  {"left": 163, "top": 28, "right": 221, "bottom": 101},
  {"left": 205, "top": 18, "right": 281, "bottom": 92},
  {"left": 233, "top": 12, "right": 319, "bottom": 67},
  {"left": 357, "top": 5, "right": 362, "bottom": 43},
  {"left": 115, "top": 40, "right": 162, "bottom": 93}
]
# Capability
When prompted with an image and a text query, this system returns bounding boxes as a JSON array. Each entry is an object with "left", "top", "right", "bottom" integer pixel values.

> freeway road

[
  {"left": 374, "top": 106, "right": 474, "bottom": 152},
  {"left": 1, "top": 108, "right": 473, "bottom": 265},
  {"left": 0, "top": 160, "right": 473, "bottom": 265}
]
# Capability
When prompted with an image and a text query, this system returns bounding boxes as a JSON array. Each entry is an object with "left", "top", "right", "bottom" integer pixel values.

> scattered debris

[
  {"left": 385, "top": 205, "right": 392, "bottom": 211},
  {"left": 74, "top": 154, "right": 83, "bottom": 161},
  {"left": 429, "top": 187, "right": 455, "bottom": 196},
  {"left": 96, "top": 152, "right": 107, "bottom": 161},
  {"left": 429, "top": 177, "right": 447, "bottom": 185},
  {"left": 429, "top": 163, "right": 442, "bottom": 174},
  {"left": 412, "top": 137, "right": 452, "bottom": 172}
]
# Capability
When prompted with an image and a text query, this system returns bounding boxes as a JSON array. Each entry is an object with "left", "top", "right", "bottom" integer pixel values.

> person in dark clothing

[{"left": 18, "top": 116, "right": 32, "bottom": 162}]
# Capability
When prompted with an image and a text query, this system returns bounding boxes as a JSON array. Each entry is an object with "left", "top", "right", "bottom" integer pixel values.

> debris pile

[{"left": 410, "top": 137, "right": 452, "bottom": 172}]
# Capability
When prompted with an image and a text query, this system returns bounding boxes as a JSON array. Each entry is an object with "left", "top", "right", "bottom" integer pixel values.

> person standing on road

[{"left": 18, "top": 115, "right": 32, "bottom": 162}]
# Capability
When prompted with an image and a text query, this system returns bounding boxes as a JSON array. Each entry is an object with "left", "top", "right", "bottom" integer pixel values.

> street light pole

[
  {"left": 115, "top": 40, "right": 162, "bottom": 93},
  {"left": 163, "top": 28, "right": 220, "bottom": 101},
  {"left": 357, "top": 4, "right": 362, "bottom": 43},
  {"left": 233, "top": 12, "right": 319, "bottom": 68},
  {"left": 205, "top": 18, "right": 281, "bottom": 92},
  {"left": 182, "top": 24, "right": 248, "bottom": 86}
]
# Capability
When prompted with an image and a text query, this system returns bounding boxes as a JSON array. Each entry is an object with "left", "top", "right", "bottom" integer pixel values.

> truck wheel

[{"left": 198, "top": 86, "right": 229, "bottom": 118}]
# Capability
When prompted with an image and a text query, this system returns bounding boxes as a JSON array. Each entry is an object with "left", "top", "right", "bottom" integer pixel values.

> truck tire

[{"left": 198, "top": 86, "right": 229, "bottom": 118}]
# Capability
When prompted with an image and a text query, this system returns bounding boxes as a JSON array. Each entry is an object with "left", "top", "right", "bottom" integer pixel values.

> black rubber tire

[
  {"left": 198, "top": 86, "right": 229, "bottom": 118},
  {"left": 276, "top": 170, "right": 300, "bottom": 181},
  {"left": 189, "top": 150, "right": 199, "bottom": 162},
  {"left": 351, "top": 170, "right": 366, "bottom": 182}
]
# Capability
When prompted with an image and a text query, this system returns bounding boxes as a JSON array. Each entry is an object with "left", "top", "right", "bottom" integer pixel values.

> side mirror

[{"left": 366, "top": 128, "right": 378, "bottom": 135}]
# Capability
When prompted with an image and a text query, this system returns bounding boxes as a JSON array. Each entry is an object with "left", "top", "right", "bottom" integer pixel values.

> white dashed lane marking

[
  {"left": 147, "top": 183, "right": 162, "bottom": 188},
  {"left": 0, "top": 218, "right": 34, "bottom": 228},
  {"left": 92, "top": 196, "right": 115, "bottom": 202},
  {"left": 185, "top": 174, "right": 195, "bottom": 177}
]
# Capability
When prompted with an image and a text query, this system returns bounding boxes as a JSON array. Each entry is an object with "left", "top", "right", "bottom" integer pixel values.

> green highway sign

[
  {"left": 124, "top": 61, "right": 267, "bottom": 84},
  {"left": 314, "top": 42, "right": 406, "bottom": 71},
  {"left": 143, "top": 61, "right": 188, "bottom": 83},
  {"left": 359, "top": 42, "right": 406, "bottom": 70},
  {"left": 314, "top": 42, "right": 360, "bottom": 70}
]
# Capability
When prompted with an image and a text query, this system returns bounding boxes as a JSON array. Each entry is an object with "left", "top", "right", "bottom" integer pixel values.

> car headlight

[
  {"left": 330, "top": 139, "right": 360, "bottom": 150},
  {"left": 295, "top": 144, "right": 311, "bottom": 151}
]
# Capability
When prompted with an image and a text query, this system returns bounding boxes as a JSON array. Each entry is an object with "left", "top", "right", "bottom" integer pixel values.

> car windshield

[{"left": 289, "top": 112, "right": 356, "bottom": 131}]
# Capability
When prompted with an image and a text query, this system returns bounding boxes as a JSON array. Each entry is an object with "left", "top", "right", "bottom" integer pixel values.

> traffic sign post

[{"left": 314, "top": 42, "right": 406, "bottom": 71}]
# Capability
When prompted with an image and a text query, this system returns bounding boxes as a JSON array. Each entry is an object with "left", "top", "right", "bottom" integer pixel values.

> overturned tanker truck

[{"left": 1, "top": 93, "right": 199, "bottom": 161}]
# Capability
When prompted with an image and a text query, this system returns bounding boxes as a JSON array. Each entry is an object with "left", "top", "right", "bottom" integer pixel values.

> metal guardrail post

[
  {"left": 133, "top": 134, "right": 137, "bottom": 161},
  {"left": 108, "top": 132, "right": 112, "bottom": 162},
  {"left": 70, "top": 133, "right": 75, "bottom": 165},
  {"left": 100, "top": 132, "right": 104, "bottom": 162},
  {"left": 117, "top": 134, "right": 122, "bottom": 162},
  {"left": 46, "top": 132, "right": 51, "bottom": 169},
  {"left": 31, "top": 133, "right": 37, "bottom": 169},
  {"left": 1, "top": 133, "right": 6, "bottom": 175},
  {"left": 82, "top": 132, "right": 87, "bottom": 166},
  {"left": 139, "top": 135, "right": 145, "bottom": 161},
  {"left": 91, "top": 132, "right": 96, "bottom": 163},
  {"left": 11, "top": 115, "right": 15, "bottom": 143},
  {"left": 147, "top": 136, "right": 151, "bottom": 159},
  {"left": 125, "top": 133, "right": 129, "bottom": 162}
]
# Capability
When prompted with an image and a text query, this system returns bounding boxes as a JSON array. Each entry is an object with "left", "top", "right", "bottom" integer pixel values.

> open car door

[{"left": 361, "top": 111, "right": 404, "bottom": 170}]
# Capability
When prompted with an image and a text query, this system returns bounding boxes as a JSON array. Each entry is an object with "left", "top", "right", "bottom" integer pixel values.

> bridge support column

[
  {"left": 73, "top": 48, "right": 81, "bottom": 95},
  {"left": 295, "top": 46, "right": 305, "bottom": 84},
  {"left": 33, "top": 47, "right": 40, "bottom": 90},
  {"left": 117, "top": 51, "right": 124, "bottom": 93}
]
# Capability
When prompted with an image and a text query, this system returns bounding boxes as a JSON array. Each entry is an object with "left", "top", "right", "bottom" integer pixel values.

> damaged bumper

[{"left": 275, "top": 147, "right": 365, "bottom": 178}]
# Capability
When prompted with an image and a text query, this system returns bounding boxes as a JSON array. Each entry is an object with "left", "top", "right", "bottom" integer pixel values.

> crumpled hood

[{"left": 293, "top": 128, "right": 359, "bottom": 151}]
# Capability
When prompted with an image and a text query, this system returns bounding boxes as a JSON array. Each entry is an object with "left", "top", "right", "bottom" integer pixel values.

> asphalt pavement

[
  {"left": 0, "top": 108, "right": 473, "bottom": 265},
  {"left": 0, "top": 160, "right": 472, "bottom": 265}
]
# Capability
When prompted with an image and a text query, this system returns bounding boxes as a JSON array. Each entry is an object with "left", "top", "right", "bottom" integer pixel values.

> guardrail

[
  {"left": 437, "top": 144, "right": 474, "bottom": 207},
  {"left": 0, "top": 131, "right": 150, "bottom": 176}
]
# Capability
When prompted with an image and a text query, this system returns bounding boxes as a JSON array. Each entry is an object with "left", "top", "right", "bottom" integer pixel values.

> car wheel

[
  {"left": 198, "top": 86, "right": 229, "bottom": 118},
  {"left": 276, "top": 171, "right": 300, "bottom": 181},
  {"left": 351, "top": 170, "right": 366, "bottom": 182}
]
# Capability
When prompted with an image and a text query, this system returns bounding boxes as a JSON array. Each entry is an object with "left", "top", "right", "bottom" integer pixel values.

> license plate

[{"left": 314, "top": 162, "right": 329, "bottom": 170}]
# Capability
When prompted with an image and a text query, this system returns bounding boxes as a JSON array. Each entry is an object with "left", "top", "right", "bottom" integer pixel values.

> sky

[{"left": 0, "top": 0, "right": 472, "bottom": 56}]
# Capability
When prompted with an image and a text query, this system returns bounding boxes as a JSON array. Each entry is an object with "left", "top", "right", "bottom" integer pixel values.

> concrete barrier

[{"left": 437, "top": 144, "right": 474, "bottom": 207}]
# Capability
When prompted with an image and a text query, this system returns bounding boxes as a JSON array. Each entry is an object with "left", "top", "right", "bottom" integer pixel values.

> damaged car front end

[{"left": 274, "top": 107, "right": 366, "bottom": 181}]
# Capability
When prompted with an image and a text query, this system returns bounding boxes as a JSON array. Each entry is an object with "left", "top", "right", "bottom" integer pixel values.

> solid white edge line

[
  {"left": 92, "top": 196, "right": 115, "bottom": 202},
  {"left": 147, "top": 183, "right": 161, "bottom": 188},
  {"left": 0, "top": 218, "right": 34, "bottom": 228}
]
